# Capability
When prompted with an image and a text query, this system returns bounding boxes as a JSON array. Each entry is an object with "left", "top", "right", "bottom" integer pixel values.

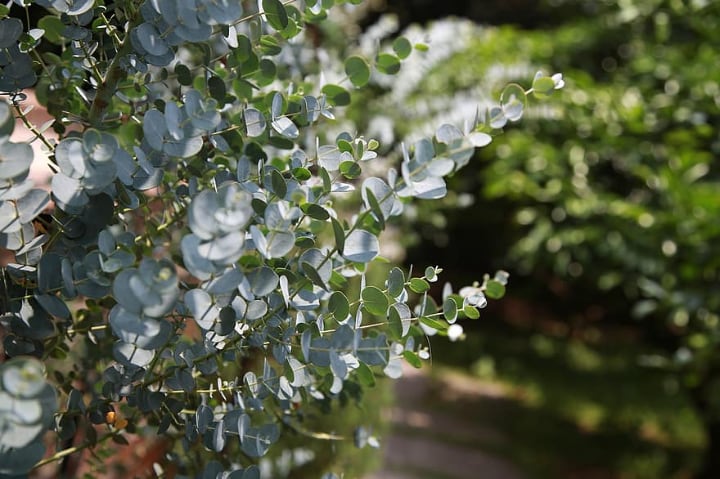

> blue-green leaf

[
  {"left": 181, "top": 235, "right": 215, "bottom": 280},
  {"left": 343, "top": 230, "right": 378, "bottom": 263},
  {"left": 331, "top": 217, "right": 345, "bottom": 253},
  {"left": 244, "top": 108, "right": 266, "bottom": 137},
  {"left": 51, "top": 174, "right": 88, "bottom": 214},
  {"left": 164, "top": 135, "right": 203, "bottom": 158},
  {"left": 500, "top": 83, "right": 527, "bottom": 122},
  {"left": 328, "top": 291, "right": 349, "bottom": 322},
  {"left": 0, "top": 18, "right": 22, "bottom": 48},
  {"left": 299, "top": 248, "right": 331, "bottom": 284},
  {"left": 109, "top": 305, "right": 172, "bottom": 349},
  {"left": 363, "top": 177, "right": 401, "bottom": 220},
  {"left": 37, "top": 253, "right": 62, "bottom": 293},
  {"left": 248, "top": 266, "right": 279, "bottom": 297},
  {"left": 185, "top": 289, "right": 220, "bottom": 329},
  {"left": 436, "top": 124, "right": 463, "bottom": 145},
  {"left": 113, "top": 341, "right": 154, "bottom": 367},
  {"left": 468, "top": 132, "right": 492, "bottom": 147},
  {"left": 392, "top": 36, "right": 412, "bottom": 59},
  {"left": 389, "top": 303, "right": 411, "bottom": 338},
  {"left": 262, "top": 0, "right": 288, "bottom": 31},
  {"left": 185, "top": 89, "right": 221, "bottom": 131},
  {"left": 0, "top": 100, "right": 14, "bottom": 138},
  {"left": 61, "top": 257, "right": 76, "bottom": 297},
  {"left": 206, "top": 267, "right": 244, "bottom": 294},
  {"left": 361, "top": 286, "right": 388, "bottom": 316},
  {"left": 0, "top": 142, "right": 34, "bottom": 179},
  {"left": 329, "top": 349, "right": 348, "bottom": 379},
  {"left": 34, "top": 293, "right": 70, "bottom": 319},
  {"left": 376, "top": 53, "right": 401, "bottom": 75},
  {"left": 271, "top": 116, "right": 299, "bottom": 138},
  {"left": 136, "top": 23, "right": 170, "bottom": 56},
  {"left": 485, "top": 279, "right": 506, "bottom": 299},
  {"left": 357, "top": 335, "right": 388, "bottom": 366},
  {"left": 403, "top": 350, "right": 422, "bottom": 368},
  {"left": 443, "top": 297, "right": 458, "bottom": 323},
  {"left": 42, "top": 0, "right": 94, "bottom": 15},
  {"left": 212, "top": 418, "right": 226, "bottom": 451},
  {"left": 0, "top": 441, "right": 46, "bottom": 475},
  {"left": 55, "top": 138, "right": 86, "bottom": 178},
  {"left": 387, "top": 267, "right": 405, "bottom": 298},
  {"left": 345, "top": 55, "right": 371, "bottom": 88},
  {"left": 302, "top": 95, "right": 320, "bottom": 123},
  {"left": 0, "top": 201, "right": 19, "bottom": 233},
  {"left": 197, "top": 231, "right": 245, "bottom": 263},
  {"left": 488, "top": 106, "right": 507, "bottom": 129},
  {"left": 309, "top": 337, "right": 331, "bottom": 367},
  {"left": 408, "top": 278, "right": 430, "bottom": 294},
  {"left": 196, "top": 404, "right": 213, "bottom": 435},
  {"left": 143, "top": 109, "right": 168, "bottom": 151},
  {"left": 321, "top": 84, "right": 351, "bottom": 107}
]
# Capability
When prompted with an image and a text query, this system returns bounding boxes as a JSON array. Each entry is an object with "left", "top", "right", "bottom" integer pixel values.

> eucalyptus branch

[
  {"left": 31, "top": 429, "right": 119, "bottom": 471},
  {"left": 11, "top": 100, "right": 56, "bottom": 160},
  {"left": 88, "top": 20, "right": 141, "bottom": 127}
]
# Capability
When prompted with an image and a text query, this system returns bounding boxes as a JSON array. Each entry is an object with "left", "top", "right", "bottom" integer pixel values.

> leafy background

[{"left": 354, "top": 0, "right": 720, "bottom": 478}]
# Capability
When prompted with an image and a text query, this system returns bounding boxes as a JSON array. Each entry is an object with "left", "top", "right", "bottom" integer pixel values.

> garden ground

[
  {"left": 367, "top": 365, "right": 526, "bottom": 479},
  {"left": 366, "top": 325, "right": 704, "bottom": 479}
]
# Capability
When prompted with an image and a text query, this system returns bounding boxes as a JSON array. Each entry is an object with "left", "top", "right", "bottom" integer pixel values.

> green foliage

[
  {"left": 473, "top": 1, "right": 720, "bottom": 367},
  {"left": 0, "top": 1, "right": 560, "bottom": 477},
  {"left": 345, "top": 2, "right": 720, "bottom": 350},
  {"left": 344, "top": 2, "right": 720, "bottom": 476},
  {"left": 431, "top": 331, "right": 703, "bottom": 479}
]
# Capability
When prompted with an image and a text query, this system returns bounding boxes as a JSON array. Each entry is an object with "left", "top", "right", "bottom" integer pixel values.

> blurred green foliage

[
  {"left": 346, "top": 0, "right": 720, "bottom": 476},
  {"left": 432, "top": 327, "right": 703, "bottom": 478}
]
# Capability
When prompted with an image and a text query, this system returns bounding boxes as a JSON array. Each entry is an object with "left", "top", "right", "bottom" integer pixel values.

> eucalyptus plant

[{"left": 0, "top": 0, "right": 561, "bottom": 477}]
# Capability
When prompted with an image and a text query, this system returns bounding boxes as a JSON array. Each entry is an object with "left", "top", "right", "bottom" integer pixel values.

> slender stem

[
  {"left": 31, "top": 429, "right": 118, "bottom": 470},
  {"left": 231, "top": 0, "right": 298, "bottom": 28},
  {"left": 31, "top": 49, "right": 53, "bottom": 80},
  {"left": 79, "top": 42, "right": 105, "bottom": 85},
  {"left": 88, "top": 19, "right": 141, "bottom": 127},
  {"left": 12, "top": 101, "right": 56, "bottom": 160}
]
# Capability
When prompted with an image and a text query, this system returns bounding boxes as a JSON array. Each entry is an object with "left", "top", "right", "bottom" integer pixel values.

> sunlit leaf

[
  {"left": 244, "top": 108, "right": 267, "bottom": 137},
  {"left": 392, "top": 36, "right": 412, "bottom": 59},
  {"left": 344, "top": 55, "right": 371, "bottom": 88},
  {"left": 376, "top": 53, "right": 401, "bottom": 75},
  {"left": 343, "top": 230, "right": 379, "bottom": 263},
  {"left": 361, "top": 286, "right": 388, "bottom": 316},
  {"left": 262, "top": 0, "right": 288, "bottom": 31}
]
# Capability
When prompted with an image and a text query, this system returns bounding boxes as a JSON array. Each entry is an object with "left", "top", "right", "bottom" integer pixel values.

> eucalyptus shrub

[{"left": 0, "top": 1, "right": 561, "bottom": 476}]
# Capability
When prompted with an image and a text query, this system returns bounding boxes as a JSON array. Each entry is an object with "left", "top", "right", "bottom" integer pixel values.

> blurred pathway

[{"left": 365, "top": 366, "right": 526, "bottom": 479}]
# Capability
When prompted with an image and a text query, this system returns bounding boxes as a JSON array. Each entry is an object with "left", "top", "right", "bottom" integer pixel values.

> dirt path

[{"left": 365, "top": 366, "right": 527, "bottom": 479}]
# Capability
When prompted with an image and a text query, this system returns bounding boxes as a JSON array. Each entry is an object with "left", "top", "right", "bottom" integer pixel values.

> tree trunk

[
  {"left": 690, "top": 373, "right": 720, "bottom": 479},
  {"left": 694, "top": 418, "right": 720, "bottom": 479}
]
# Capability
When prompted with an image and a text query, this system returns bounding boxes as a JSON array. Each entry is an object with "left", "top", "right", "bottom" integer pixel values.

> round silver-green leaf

[{"left": 343, "top": 230, "right": 379, "bottom": 263}]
